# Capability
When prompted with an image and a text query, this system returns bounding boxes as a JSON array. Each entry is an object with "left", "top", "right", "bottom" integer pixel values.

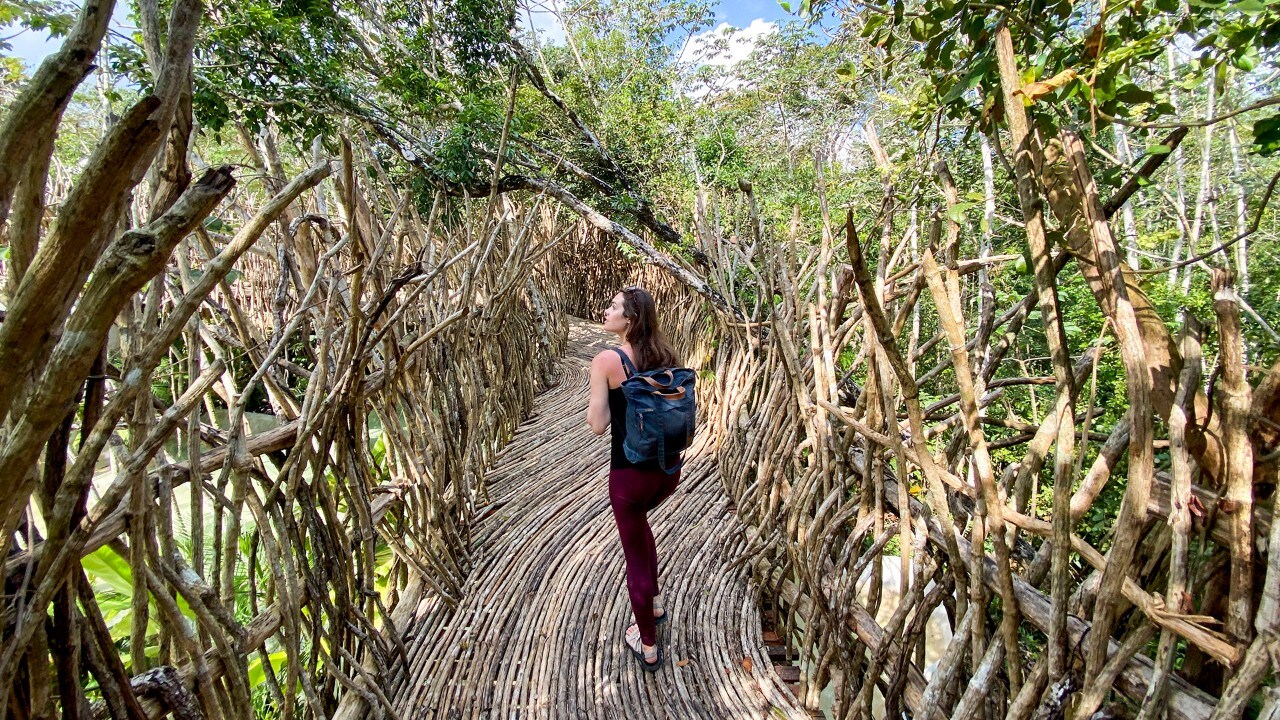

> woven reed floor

[{"left": 386, "top": 319, "right": 809, "bottom": 719}]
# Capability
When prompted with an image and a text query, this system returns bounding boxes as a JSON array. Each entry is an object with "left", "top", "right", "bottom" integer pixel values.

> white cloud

[
  {"left": 678, "top": 19, "right": 776, "bottom": 98},
  {"left": 679, "top": 19, "right": 776, "bottom": 68},
  {"left": 519, "top": 0, "right": 567, "bottom": 47}
]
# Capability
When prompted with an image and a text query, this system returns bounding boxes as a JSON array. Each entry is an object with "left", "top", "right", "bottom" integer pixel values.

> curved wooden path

[{"left": 386, "top": 320, "right": 809, "bottom": 719}]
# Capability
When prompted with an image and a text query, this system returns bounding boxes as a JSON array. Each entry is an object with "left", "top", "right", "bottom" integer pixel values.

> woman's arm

[{"left": 586, "top": 352, "right": 612, "bottom": 435}]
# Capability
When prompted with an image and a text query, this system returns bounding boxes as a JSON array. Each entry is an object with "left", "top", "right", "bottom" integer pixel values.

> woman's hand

[{"left": 586, "top": 351, "right": 613, "bottom": 435}]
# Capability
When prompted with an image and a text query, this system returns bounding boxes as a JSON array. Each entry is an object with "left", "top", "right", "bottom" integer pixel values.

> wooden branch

[
  {"left": 1144, "top": 314, "right": 1205, "bottom": 718},
  {"left": 514, "top": 176, "right": 740, "bottom": 320},
  {"left": 1250, "top": 357, "right": 1280, "bottom": 488},
  {"left": 510, "top": 38, "right": 634, "bottom": 193},
  {"left": 1103, "top": 127, "right": 1189, "bottom": 219},
  {"left": 0, "top": 167, "right": 235, "bottom": 567},
  {"left": 845, "top": 210, "right": 971, "bottom": 603},
  {"left": 877, "top": 472, "right": 1217, "bottom": 720},
  {"left": 0, "top": 0, "right": 204, "bottom": 429},
  {"left": 993, "top": 24, "right": 1079, "bottom": 681},
  {"left": 91, "top": 485, "right": 410, "bottom": 720},
  {"left": 1042, "top": 131, "right": 1228, "bottom": 485},
  {"left": 1057, "top": 127, "right": 1158, "bottom": 686},
  {"left": 921, "top": 248, "right": 1024, "bottom": 692},
  {"left": 1212, "top": 268, "right": 1255, "bottom": 646},
  {"left": 0, "top": 0, "right": 115, "bottom": 225},
  {"left": 752, "top": 555, "right": 944, "bottom": 720},
  {"left": 1005, "top": 510, "right": 1239, "bottom": 666}
]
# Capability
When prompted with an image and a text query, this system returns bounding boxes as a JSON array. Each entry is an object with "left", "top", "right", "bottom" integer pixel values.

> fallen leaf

[
  {"left": 677, "top": 659, "right": 691, "bottom": 668},
  {"left": 742, "top": 657, "right": 753, "bottom": 673},
  {"left": 1014, "top": 69, "right": 1078, "bottom": 104}
]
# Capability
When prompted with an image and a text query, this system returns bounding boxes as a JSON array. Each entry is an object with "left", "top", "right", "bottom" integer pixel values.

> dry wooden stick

[
  {"left": 1212, "top": 267, "right": 1256, "bottom": 646},
  {"left": 993, "top": 25, "right": 1080, "bottom": 682},
  {"left": 1139, "top": 313, "right": 1204, "bottom": 720},
  {"left": 921, "top": 248, "right": 1023, "bottom": 693},
  {"left": 1055, "top": 127, "right": 1158, "bottom": 685},
  {"left": 846, "top": 210, "right": 968, "bottom": 591}
]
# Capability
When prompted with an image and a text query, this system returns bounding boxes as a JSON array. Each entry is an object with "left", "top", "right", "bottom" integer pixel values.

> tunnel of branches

[{"left": 3, "top": 1, "right": 1280, "bottom": 719}]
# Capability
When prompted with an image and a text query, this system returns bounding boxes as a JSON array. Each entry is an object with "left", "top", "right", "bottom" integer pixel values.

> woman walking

[{"left": 586, "top": 286, "right": 682, "bottom": 672}]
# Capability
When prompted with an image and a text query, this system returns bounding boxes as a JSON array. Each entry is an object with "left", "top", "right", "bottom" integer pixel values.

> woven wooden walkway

[{"left": 386, "top": 320, "right": 809, "bottom": 719}]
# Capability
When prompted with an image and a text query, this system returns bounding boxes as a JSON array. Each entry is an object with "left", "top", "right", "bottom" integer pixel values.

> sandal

[
  {"left": 654, "top": 608, "right": 668, "bottom": 626},
  {"left": 625, "top": 624, "right": 664, "bottom": 672}
]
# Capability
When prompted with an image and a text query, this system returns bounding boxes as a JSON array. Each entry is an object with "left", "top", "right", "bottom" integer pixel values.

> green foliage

[
  {"left": 432, "top": 92, "right": 509, "bottom": 186},
  {"left": 0, "top": 0, "right": 76, "bottom": 52},
  {"left": 180, "top": 0, "right": 359, "bottom": 136},
  {"left": 149, "top": 0, "right": 519, "bottom": 143},
  {"left": 1252, "top": 113, "right": 1280, "bottom": 155}
]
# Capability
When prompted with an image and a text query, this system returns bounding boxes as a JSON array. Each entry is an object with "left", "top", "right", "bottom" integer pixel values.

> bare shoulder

[{"left": 591, "top": 349, "right": 622, "bottom": 373}]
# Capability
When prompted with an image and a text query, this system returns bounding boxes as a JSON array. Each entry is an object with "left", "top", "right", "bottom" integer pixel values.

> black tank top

[{"left": 609, "top": 386, "right": 681, "bottom": 472}]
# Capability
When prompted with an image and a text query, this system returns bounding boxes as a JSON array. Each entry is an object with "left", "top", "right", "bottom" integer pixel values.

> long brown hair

[{"left": 620, "top": 286, "right": 679, "bottom": 371}]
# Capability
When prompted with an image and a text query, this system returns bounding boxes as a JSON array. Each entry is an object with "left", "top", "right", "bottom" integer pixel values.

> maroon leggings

[{"left": 608, "top": 466, "right": 680, "bottom": 645}]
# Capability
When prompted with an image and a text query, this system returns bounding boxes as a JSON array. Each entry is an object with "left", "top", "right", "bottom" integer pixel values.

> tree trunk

[
  {"left": 1114, "top": 123, "right": 1141, "bottom": 267},
  {"left": 1041, "top": 138, "right": 1228, "bottom": 487},
  {"left": 993, "top": 25, "right": 1077, "bottom": 684},
  {"left": 1212, "top": 268, "right": 1255, "bottom": 646},
  {"left": 0, "top": 0, "right": 116, "bottom": 226},
  {"left": 1167, "top": 46, "right": 1191, "bottom": 289},
  {"left": 1227, "top": 121, "right": 1250, "bottom": 292},
  {"left": 1183, "top": 72, "right": 1216, "bottom": 294}
]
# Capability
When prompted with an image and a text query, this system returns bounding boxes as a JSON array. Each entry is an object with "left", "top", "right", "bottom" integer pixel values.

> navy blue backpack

[{"left": 613, "top": 349, "right": 696, "bottom": 474}]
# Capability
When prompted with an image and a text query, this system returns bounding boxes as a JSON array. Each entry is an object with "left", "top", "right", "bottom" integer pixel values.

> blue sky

[
  {"left": 717, "top": 0, "right": 792, "bottom": 28},
  {"left": 2, "top": 2, "right": 134, "bottom": 70},
  {"left": 4, "top": 1, "right": 791, "bottom": 72},
  {"left": 518, "top": 0, "right": 797, "bottom": 75},
  {"left": 3, "top": 21, "right": 61, "bottom": 70}
]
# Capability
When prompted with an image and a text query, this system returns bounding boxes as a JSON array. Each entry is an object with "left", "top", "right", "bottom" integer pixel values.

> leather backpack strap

[{"left": 612, "top": 348, "right": 637, "bottom": 378}]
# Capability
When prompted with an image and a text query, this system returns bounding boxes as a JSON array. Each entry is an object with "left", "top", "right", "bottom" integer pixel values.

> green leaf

[
  {"left": 1231, "top": 0, "right": 1267, "bottom": 14},
  {"left": 946, "top": 201, "right": 975, "bottom": 224},
  {"left": 1113, "top": 83, "right": 1156, "bottom": 105},
  {"left": 909, "top": 16, "right": 928, "bottom": 41},
  {"left": 778, "top": 0, "right": 791, "bottom": 11},
  {"left": 1144, "top": 144, "right": 1172, "bottom": 155},
  {"left": 82, "top": 546, "right": 134, "bottom": 596},
  {"left": 248, "top": 651, "right": 289, "bottom": 687},
  {"left": 1252, "top": 113, "right": 1280, "bottom": 155},
  {"left": 941, "top": 56, "right": 990, "bottom": 104},
  {"left": 861, "top": 13, "right": 885, "bottom": 38},
  {"left": 1233, "top": 45, "right": 1260, "bottom": 71}
]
